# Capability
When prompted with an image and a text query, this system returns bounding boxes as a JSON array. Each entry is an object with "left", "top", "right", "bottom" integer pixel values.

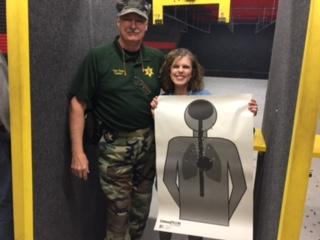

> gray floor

[
  {"left": 300, "top": 115, "right": 320, "bottom": 240},
  {"left": 301, "top": 159, "right": 320, "bottom": 240},
  {"left": 141, "top": 76, "right": 320, "bottom": 240}
]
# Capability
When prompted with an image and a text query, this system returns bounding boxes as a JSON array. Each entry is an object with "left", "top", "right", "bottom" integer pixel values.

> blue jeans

[{"left": 0, "top": 127, "right": 13, "bottom": 240}]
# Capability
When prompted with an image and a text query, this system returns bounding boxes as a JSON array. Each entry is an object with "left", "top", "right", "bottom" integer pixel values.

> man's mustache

[{"left": 126, "top": 28, "right": 141, "bottom": 34}]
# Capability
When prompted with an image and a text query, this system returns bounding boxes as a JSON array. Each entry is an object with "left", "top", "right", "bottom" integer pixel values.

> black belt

[
  {"left": 103, "top": 127, "right": 152, "bottom": 143},
  {"left": 112, "top": 127, "right": 152, "bottom": 137}
]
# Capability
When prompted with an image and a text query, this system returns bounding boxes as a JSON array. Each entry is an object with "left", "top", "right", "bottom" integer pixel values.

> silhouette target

[{"left": 163, "top": 99, "right": 247, "bottom": 226}]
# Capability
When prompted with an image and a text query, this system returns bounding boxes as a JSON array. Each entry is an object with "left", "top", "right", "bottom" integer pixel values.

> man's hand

[
  {"left": 69, "top": 96, "right": 88, "bottom": 180},
  {"left": 71, "top": 152, "right": 90, "bottom": 180}
]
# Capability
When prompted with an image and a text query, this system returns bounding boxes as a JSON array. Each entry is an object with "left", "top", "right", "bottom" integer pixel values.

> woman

[
  {"left": 151, "top": 48, "right": 258, "bottom": 240},
  {"left": 152, "top": 48, "right": 257, "bottom": 112}
]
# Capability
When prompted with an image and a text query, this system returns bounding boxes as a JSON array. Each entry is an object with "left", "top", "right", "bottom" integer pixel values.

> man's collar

[{"left": 113, "top": 36, "right": 150, "bottom": 61}]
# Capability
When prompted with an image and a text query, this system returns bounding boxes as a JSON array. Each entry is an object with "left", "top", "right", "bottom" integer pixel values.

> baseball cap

[{"left": 116, "top": 0, "right": 151, "bottom": 20}]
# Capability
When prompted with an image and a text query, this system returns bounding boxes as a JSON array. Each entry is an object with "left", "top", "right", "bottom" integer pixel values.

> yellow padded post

[{"left": 6, "top": 1, "right": 34, "bottom": 240}]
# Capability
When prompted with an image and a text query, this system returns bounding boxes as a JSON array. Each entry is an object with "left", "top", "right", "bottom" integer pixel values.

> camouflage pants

[{"left": 98, "top": 127, "right": 155, "bottom": 240}]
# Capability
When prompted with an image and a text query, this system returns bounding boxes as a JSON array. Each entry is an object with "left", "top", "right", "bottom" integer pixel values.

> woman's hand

[
  {"left": 150, "top": 96, "right": 159, "bottom": 110},
  {"left": 248, "top": 99, "right": 258, "bottom": 116}
]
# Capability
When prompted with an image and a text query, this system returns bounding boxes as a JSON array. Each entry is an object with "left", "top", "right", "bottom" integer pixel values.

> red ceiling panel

[
  {"left": 204, "top": 0, "right": 279, "bottom": 22},
  {"left": 0, "top": 34, "right": 7, "bottom": 53}
]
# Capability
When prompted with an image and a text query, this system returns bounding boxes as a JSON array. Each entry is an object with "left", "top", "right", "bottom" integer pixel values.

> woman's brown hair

[{"left": 160, "top": 48, "right": 204, "bottom": 94}]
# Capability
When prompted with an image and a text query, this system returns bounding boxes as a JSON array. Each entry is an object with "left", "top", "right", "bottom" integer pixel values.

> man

[
  {"left": 0, "top": 52, "right": 14, "bottom": 240},
  {"left": 69, "top": 1, "right": 164, "bottom": 239}
]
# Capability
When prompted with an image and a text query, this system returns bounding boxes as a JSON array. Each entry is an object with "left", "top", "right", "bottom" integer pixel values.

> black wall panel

[
  {"left": 29, "top": 1, "right": 117, "bottom": 239},
  {"left": 179, "top": 24, "right": 275, "bottom": 79},
  {"left": 0, "top": 0, "right": 5, "bottom": 33}
]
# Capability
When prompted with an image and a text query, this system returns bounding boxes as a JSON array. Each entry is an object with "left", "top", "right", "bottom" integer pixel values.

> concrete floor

[
  {"left": 300, "top": 114, "right": 320, "bottom": 240},
  {"left": 141, "top": 77, "right": 320, "bottom": 240}
]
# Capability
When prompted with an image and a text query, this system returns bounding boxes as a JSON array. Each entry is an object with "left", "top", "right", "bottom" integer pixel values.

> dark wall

[
  {"left": 29, "top": 1, "right": 117, "bottom": 239},
  {"left": 0, "top": 0, "right": 5, "bottom": 33},
  {"left": 179, "top": 23, "right": 275, "bottom": 79},
  {"left": 145, "top": 17, "right": 184, "bottom": 43},
  {"left": 254, "top": 0, "right": 310, "bottom": 239}
]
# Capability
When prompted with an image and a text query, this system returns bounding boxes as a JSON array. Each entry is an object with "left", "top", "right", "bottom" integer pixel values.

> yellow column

[
  {"left": 6, "top": 1, "right": 34, "bottom": 240},
  {"left": 152, "top": 0, "right": 231, "bottom": 24},
  {"left": 277, "top": 0, "right": 320, "bottom": 239}
]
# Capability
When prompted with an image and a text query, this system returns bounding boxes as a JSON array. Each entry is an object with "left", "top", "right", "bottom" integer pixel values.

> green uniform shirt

[{"left": 70, "top": 37, "right": 164, "bottom": 132}]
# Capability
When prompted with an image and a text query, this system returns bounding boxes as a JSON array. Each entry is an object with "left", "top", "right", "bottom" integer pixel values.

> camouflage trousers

[{"left": 98, "top": 127, "right": 156, "bottom": 240}]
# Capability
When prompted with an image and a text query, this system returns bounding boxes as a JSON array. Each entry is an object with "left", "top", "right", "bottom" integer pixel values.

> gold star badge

[{"left": 143, "top": 66, "right": 154, "bottom": 78}]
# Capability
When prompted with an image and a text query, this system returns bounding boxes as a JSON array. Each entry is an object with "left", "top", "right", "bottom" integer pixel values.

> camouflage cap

[{"left": 116, "top": 0, "right": 151, "bottom": 20}]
